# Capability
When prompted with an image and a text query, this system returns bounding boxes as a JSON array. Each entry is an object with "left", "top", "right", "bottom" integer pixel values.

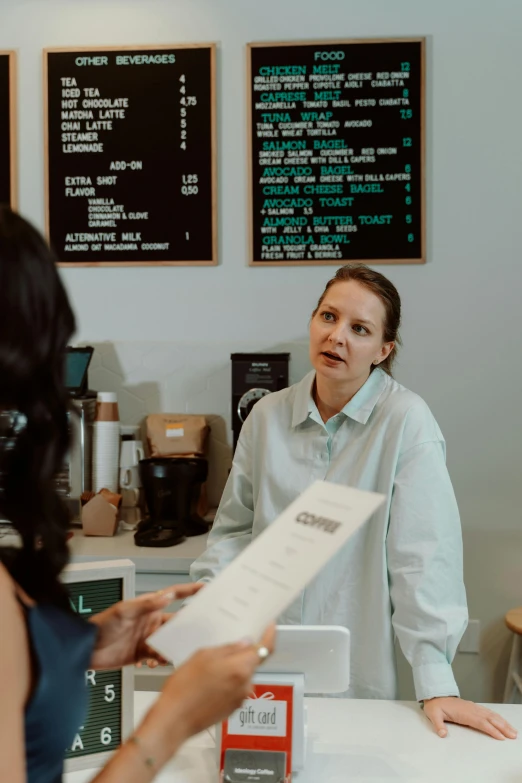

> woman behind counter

[
  {"left": 0, "top": 206, "right": 273, "bottom": 783},
  {"left": 191, "top": 263, "right": 516, "bottom": 741}
]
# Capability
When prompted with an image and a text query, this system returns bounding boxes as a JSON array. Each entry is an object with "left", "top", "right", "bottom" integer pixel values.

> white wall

[{"left": 2, "top": 0, "right": 522, "bottom": 702}]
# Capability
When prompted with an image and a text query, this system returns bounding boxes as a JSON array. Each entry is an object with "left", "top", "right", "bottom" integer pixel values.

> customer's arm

[
  {"left": 190, "top": 414, "right": 256, "bottom": 583},
  {"left": 92, "top": 627, "right": 275, "bottom": 783},
  {"left": 0, "top": 568, "right": 29, "bottom": 783}
]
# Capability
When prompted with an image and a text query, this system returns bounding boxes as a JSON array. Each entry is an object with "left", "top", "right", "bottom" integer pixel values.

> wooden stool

[{"left": 503, "top": 608, "right": 522, "bottom": 703}]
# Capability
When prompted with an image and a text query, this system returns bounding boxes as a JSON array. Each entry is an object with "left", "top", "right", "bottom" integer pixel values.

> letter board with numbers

[
  {"left": 247, "top": 38, "right": 425, "bottom": 266},
  {"left": 0, "top": 51, "right": 16, "bottom": 209},
  {"left": 61, "top": 559, "right": 135, "bottom": 773}
]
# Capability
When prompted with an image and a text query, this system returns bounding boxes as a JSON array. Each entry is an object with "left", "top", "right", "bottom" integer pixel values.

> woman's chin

[{"left": 313, "top": 359, "right": 349, "bottom": 379}]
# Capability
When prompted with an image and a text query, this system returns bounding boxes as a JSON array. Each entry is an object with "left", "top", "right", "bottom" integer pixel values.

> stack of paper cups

[{"left": 92, "top": 392, "right": 120, "bottom": 493}]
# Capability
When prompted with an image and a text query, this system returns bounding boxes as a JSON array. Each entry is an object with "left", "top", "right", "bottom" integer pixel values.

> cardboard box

[{"left": 82, "top": 493, "right": 119, "bottom": 537}]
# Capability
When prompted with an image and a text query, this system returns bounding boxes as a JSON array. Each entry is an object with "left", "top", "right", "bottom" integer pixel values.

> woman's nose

[{"left": 328, "top": 326, "right": 344, "bottom": 345}]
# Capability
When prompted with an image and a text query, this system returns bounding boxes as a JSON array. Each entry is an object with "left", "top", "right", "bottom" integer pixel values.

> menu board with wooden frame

[
  {"left": 0, "top": 51, "right": 17, "bottom": 209},
  {"left": 44, "top": 44, "right": 217, "bottom": 267},
  {"left": 247, "top": 38, "right": 425, "bottom": 266}
]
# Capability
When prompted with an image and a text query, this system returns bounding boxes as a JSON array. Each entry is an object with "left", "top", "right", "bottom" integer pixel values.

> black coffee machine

[{"left": 134, "top": 457, "right": 209, "bottom": 547}]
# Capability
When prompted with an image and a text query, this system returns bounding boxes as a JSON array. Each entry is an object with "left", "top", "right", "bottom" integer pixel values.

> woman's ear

[{"left": 375, "top": 341, "right": 394, "bottom": 364}]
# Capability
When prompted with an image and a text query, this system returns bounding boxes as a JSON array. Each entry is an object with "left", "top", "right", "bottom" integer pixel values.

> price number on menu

[
  {"left": 179, "top": 73, "right": 198, "bottom": 150},
  {"left": 181, "top": 173, "right": 198, "bottom": 195},
  {"left": 403, "top": 163, "right": 414, "bottom": 242},
  {"left": 179, "top": 74, "right": 187, "bottom": 149}
]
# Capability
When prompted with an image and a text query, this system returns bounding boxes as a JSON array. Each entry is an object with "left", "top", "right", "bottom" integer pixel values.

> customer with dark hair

[
  {"left": 192, "top": 263, "right": 516, "bottom": 741},
  {"left": 0, "top": 206, "right": 274, "bottom": 783}
]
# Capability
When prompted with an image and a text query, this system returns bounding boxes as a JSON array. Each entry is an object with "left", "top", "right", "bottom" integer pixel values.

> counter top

[
  {"left": 68, "top": 514, "right": 209, "bottom": 574},
  {"left": 66, "top": 692, "right": 522, "bottom": 782}
]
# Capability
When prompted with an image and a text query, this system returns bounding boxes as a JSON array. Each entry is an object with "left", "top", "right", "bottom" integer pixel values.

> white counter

[
  {"left": 67, "top": 691, "right": 522, "bottom": 782},
  {"left": 69, "top": 526, "right": 209, "bottom": 577},
  {"left": 68, "top": 510, "right": 209, "bottom": 597}
]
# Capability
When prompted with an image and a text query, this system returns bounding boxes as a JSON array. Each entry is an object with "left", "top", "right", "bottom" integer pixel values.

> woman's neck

[{"left": 313, "top": 371, "right": 370, "bottom": 423}]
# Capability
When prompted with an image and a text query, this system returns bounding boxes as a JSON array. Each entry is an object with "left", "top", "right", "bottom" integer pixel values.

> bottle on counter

[{"left": 92, "top": 392, "right": 120, "bottom": 493}]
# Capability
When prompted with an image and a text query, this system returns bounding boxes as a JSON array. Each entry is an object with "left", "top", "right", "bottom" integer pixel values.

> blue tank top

[{"left": 22, "top": 599, "right": 97, "bottom": 783}]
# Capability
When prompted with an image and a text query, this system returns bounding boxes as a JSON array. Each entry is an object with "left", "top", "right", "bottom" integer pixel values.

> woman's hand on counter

[
  {"left": 423, "top": 696, "right": 518, "bottom": 740},
  {"left": 88, "top": 583, "right": 203, "bottom": 670}
]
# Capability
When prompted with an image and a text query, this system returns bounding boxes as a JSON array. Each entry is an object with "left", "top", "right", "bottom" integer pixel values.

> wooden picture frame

[
  {"left": 0, "top": 50, "right": 18, "bottom": 209},
  {"left": 61, "top": 559, "right": 135, "bottom": 774},
  {"left": 43, "top": 44, "right": 217, "bottom": 267},
  {"left": 247, "top": 38, "right": 426, "bottom": 266}
]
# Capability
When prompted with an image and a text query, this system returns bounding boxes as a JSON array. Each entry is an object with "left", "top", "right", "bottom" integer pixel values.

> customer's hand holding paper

[{"left": 147, "top": 480, "right": 384, "bottom": 666}]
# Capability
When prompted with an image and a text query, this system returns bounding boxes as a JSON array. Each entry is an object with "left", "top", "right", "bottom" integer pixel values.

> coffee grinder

[{"left": 231, "top": 353, "right": 290, "bottom": 450}]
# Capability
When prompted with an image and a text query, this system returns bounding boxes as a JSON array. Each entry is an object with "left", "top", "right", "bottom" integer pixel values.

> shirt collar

[{"left": 291, "top": 368, "right": 388, "bottom": 428}]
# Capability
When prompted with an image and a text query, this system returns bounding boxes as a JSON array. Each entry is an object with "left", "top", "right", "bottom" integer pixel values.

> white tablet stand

[{"left": 218, "top": 625, "right": 350, "bottom": 774}]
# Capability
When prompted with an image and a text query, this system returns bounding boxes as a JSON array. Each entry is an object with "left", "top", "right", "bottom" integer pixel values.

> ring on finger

[{"left": 257, "top": 646, "right": 270, "bottom": 663}]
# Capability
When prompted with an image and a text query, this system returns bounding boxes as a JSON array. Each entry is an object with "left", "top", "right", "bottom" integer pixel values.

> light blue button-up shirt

[{"left": 191, "top": 368, "right": 468, "bottom": 701}]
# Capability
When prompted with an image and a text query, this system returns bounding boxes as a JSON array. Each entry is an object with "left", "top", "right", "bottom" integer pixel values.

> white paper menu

[{"left": 147, "top": 480, "right": 384, "bottom": 666}]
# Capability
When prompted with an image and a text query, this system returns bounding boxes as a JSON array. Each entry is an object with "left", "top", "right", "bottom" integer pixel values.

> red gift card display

[{"left": 219, "top": 683, "right": 293, "bottom": 782}]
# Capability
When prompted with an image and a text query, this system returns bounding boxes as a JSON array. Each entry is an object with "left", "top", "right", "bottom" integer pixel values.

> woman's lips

[{"left": 321, "top": 351, "right": 345, "bottom": 365}]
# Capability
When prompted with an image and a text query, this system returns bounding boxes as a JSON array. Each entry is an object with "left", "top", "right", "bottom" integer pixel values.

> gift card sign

[
  {"left": 227, "top": 699, "right": 287, "bottom": 738},
  {"left": 220, "top": 684, "right": 293, "bottom": 782}
]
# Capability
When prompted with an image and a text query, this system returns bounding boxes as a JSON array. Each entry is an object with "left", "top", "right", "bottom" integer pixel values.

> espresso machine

[{"left": 55, "top": 347, "right": 96, "bottom": 521}]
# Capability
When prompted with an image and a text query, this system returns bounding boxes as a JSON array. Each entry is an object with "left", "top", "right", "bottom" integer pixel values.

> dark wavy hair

[{"left": 0, "top": 206, "right": 75, "bottom": 608}]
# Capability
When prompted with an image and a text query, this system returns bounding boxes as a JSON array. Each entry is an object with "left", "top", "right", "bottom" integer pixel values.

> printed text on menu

[
  {"left": 46, "top": 48, "right": 214, "bottom": 264},
  {"left": 250, "top": 40, "right": 424, "bottom": 264}
]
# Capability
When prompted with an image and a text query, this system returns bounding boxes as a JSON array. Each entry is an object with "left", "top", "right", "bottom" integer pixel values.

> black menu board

[
  {"left": 44, "top": 45, "right": 216, "bottom": 266},
  {"left": 0, "top": 52, "right": 16, "bottom": 208},
  {"left": 248, "top": 39, "right": 425, "bottom": 266}
]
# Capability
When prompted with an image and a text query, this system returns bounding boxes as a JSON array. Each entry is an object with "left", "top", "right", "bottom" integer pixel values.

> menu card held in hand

[{"left": 147, "top": 480, "right": 384, "bottom": 665}]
